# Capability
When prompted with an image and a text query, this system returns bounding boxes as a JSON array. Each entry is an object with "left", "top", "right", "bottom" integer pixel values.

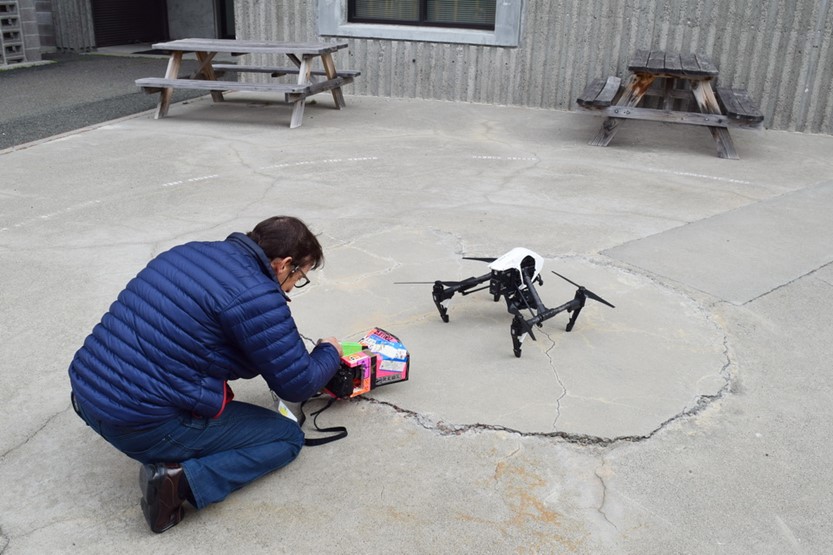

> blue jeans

[{"left": 73, "top": 397, "right": 304, "bottom": 509}]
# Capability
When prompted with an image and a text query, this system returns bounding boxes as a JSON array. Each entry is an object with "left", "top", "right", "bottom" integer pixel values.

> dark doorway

[
  {"left": 91, "top": 0, "right": 169, "bottom": 47},
  {"left": 219, "top": 0, "right": 235, "bottom": 39}
]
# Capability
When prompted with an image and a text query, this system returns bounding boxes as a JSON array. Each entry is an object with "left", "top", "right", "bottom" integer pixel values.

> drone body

[{"left": 430, "top": 248, "right": 614, "bottom": 357}]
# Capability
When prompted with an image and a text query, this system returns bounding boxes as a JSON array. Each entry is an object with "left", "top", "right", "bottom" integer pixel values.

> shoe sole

[
  {"left": 139, "top": 464, "right": 185, "bottom": 533},
  {"left": 141, "top": 497, "right": 184, "bottom": 533}
]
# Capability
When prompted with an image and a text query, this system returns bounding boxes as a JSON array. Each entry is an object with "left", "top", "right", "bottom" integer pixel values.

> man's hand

[{"left": 318, "top": 337, "right": 343, "bottom": 357}]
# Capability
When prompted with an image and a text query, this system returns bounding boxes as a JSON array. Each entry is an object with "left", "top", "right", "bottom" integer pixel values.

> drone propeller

[
  {"left": 462, "top": 256, "right": 497, "bottom": 263},
  {"left": 394, "top": 280, "right": 463, "bottom": 286},
  {"left": 551, "top": 271, "right": 615, "bottom": 308}
]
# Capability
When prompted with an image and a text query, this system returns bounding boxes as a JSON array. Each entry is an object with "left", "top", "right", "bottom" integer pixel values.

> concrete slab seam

[{"left": 743, "top": 259, "right": 833, "bottom": 305}]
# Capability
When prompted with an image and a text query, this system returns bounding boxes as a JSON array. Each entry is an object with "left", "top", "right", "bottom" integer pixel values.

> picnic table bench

[
  {"left": 135, "top": 38, "right": 360, "bottom": 129},
  {"left": 576, "top": 50, "right": 764, "bottom": 159}
]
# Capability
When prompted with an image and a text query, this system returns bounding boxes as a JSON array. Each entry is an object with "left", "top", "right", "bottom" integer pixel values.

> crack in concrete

[
  {"left": 363, "top": 339, "right": 732, "bottom": 446},
  {"left": 594, "top": 466, "right": 618, "bottom": 530},
  {"left": 0, "top": 405, "right": 71, "bottom": 462},
  {"left": 540, "top": 328, "right": 567, "bottom": 431}
]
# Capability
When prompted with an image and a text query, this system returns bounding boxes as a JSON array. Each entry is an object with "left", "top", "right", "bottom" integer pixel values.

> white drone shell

[{"left": 488, "top": 247, "right": 544, "bottom": 282}]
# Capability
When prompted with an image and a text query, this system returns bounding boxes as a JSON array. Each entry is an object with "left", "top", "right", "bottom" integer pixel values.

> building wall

[
  {"left": 34, "top": 0, "right": 54, "bottom": 51},
  {"left": 17, "top": 0, "right": 39, "bottom": 61},
  {"left": 235, "top": 0, "right": 833, "bottom": 134},
  {"left": 168, "top": 0, "right": 217, "bottom": 40},
  {"left": 0, "top": 0, "right": 45, "bottom": 63},
  {"left": 51, "top": 0, "right": 94, "bottom": 51}
]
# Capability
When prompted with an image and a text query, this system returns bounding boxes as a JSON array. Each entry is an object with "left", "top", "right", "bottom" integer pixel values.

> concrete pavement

[{"left": 1, "top": 90, "right": 832, "bottom": 553}]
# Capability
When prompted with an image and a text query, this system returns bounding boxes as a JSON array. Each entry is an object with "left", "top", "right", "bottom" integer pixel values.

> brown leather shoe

[{"left": 139, "top": 463, "right": 187, "bottom": 533}]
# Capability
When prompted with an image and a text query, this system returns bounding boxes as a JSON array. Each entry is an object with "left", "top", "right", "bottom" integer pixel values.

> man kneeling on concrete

[{"left": 68, "top": 216, "right": 343, "bottom": 533}]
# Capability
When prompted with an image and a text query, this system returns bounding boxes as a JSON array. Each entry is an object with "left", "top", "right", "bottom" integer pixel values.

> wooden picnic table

[
  {"left": 576, "top": 50, "right": 763, "bottom": 159},
  {"left": 135, "top": 38, "right": 360, "bottom": 129}
]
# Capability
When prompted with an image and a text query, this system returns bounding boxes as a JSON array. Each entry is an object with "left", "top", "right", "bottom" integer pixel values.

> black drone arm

[{"left": 432, "top": 273, "right": 491, "bottom": 322}]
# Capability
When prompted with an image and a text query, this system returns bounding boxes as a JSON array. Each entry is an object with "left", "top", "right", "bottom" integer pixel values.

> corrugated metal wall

[
  {"left": 235, "top": 0, "right": 832, "bottom": 134},
  {"left": 52, "top": 0, "right": 95, "bottom": 51}
]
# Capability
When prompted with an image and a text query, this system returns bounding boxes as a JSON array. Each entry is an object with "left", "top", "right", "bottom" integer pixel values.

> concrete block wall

[
  {"left": 0, "top": 0, "right": 52, "bottom": 64},
  {"left": 1, "top": 0, "right": 25, "bottom": 64},
  {"left": 18, "top": 0, "right": 40, "bottom": 61}
]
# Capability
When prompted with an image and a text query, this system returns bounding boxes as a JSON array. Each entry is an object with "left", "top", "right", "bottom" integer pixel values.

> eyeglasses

[{"left": 290, "top": 265, "right": 311, "bottom": 288}]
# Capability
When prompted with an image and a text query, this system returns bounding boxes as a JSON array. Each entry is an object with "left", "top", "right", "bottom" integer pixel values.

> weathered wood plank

[
  {"left": 136, "top": 77, "right": 311, "bottom": 95},
  {"left": 678, "top": 53, "right": 719, "bottom": 77},
  {"left": 151, "top": 39, "right": 349, "bottom": 56},
  {"left": 694, "top": 54, "right": 719, "bottom": 75},
  {"left": 211, "top": 64, "right": 361, "bottom": 78},
  {"left": 627, "top": 49, "right": 651, "bottom": 72},
  {"left": 598, "top": 76, "right": 622, "bottom": 105},
  {"left": 647, "top": 50, "right": 666, "bottom": 72},
  {"left": 715, "top": 87, "right": 764, "bottom": 123},
  {"left": 589, "top": 73, "right": 655, "bottom": 146},
  {"left": 663, "top": 52, "right": 682, "bottom": 73},
  {"left": 577, "top": 76, "right": 622, "bottom": 108},
  {"left": 679, "top": 53, "right": 699, "bottom": 74},
  {"left": 691, "top": 81, "right": 739, "bottom": 159},
  {"left": 305, "top": 75, "right": 352, "bottom": 95},
  {"left": 584, "top": 105, "right": 730, "bottom": 127},
  {"left": 196, "top": 51, "right": 224, "bottom": 103},
  {"left": 320, "top": 52, "right": 346, "bottom": 109},
  {"left": 156, "top": 50, "right": 182, "bottom": 119},
  {"left": 577, "top": 78, "right": 606, "bottom": 106}
]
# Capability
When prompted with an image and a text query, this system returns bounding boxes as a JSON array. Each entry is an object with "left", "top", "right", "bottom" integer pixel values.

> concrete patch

[{"left": 295, "top": 232, "right": 729, "bottom": 440}]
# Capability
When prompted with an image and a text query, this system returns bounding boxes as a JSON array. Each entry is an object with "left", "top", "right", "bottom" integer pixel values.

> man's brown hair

[{"left": 246, "top": 216, "right": 324, "bottom": 269}]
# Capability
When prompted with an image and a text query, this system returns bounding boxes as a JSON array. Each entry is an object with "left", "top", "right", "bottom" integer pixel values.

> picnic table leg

[
  {"left": 155, "top": 51, "right": 183, "bottom": 119},
  {"left": 590, "top": 73, "right": 655, "bottom": 147},
  {"left": 288, "top": 55, "right": 313, "bottom": 128},
  {"left": 662, "top": 77, "right": 676, "bottom": 111},
  {"left": 321, "top": 52, "right": 346, "bottom": 109},
  {"left": 691, "top": 80, "right": 739, "bottom": 160},
  {"left": 195, "top": 51, "right": 225, "bottom": 103}
]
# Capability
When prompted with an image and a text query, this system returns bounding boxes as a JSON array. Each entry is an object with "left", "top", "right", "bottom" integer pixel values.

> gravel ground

[{"left": 0, "top": 52, "right": 209, "bottom": 150}]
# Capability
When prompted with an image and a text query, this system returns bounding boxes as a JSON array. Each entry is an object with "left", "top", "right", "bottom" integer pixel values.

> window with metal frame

[{"left": 348, "top": 0, "right": 496, "bottom": 31}]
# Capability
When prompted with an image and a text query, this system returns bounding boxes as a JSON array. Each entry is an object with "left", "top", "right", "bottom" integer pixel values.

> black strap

[{"left": 300, "top": 396, "right": 348, "bottom": 446}]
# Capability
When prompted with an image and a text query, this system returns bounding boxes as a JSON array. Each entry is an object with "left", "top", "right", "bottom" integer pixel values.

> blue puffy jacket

[{"left": 68, "top": 232, "right": 341, "bottom": 427}]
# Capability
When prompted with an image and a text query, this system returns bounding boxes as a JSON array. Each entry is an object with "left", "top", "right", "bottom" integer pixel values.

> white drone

[{"left": 410, "top": 248, "right": 615, "bottom": 357}]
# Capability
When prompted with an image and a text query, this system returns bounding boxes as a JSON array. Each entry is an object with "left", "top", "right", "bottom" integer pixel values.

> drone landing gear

[
  {"left": 565, "top": 305, "right": 583, "bottom": 332},
  {"left": 432, "top": 281, "right": 450, "bottom": 322},
  {"left": 431, "top": 275, "right": 491, "bottom": 324},
  {"left": 510, "top": 317, "right": 534, "bottom": 358}
]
